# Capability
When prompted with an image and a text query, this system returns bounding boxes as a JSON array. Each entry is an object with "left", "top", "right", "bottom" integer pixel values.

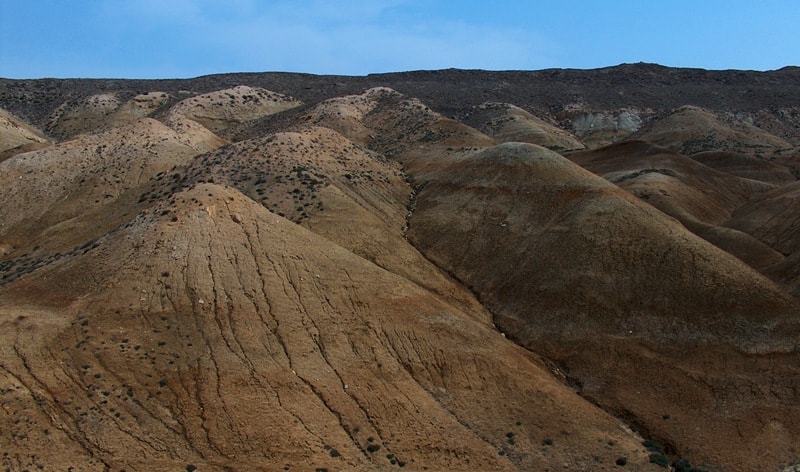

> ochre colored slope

[
  {"left": 0, "top": 107, "right": 49, "bottom": 161},
  {"left": 0, "top": 118, "right": 223, "bottom": 266},
  {"left": 569, "top": 140, "right": 784, "bottom": 270},
  {"left": 407, "top": 142, "right": 800, "bottom": 471},
  {"left": 167, "top": 85, "right": 301, "bottom": 135},
  {"left": 0, "top": 183, "right": 659, "bottom": 471},
  {"left": 159, "top": 124, "right": 486, "bottom": 315}
]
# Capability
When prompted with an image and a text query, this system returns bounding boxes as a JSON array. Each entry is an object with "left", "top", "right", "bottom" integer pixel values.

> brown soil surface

[{"left": 2, "top": 66, "right": 800, "bottom": 471}]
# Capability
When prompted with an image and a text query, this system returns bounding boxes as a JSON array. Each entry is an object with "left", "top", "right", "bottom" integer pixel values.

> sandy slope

[
  {"left": 0, "top": 118, "right": 223, "bottom": 264},
  {"left": 2, "top": 79, "right": 799, "bottom": 472},
  {"left": 0, "top": 183, "right": 660, "bottom": 471},
  {"left": 0, "top": 107, "right": 49, "bottom": 161},
  {"left": 167, "top": 85, "right": 301, "bottom": 135}
]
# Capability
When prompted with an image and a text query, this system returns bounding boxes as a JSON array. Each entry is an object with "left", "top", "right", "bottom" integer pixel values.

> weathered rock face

[
  {"left": 1, "top": 66, "right": 800, "bottom": 471},
  {"left": 566, "top": 108, "right": 646, "bottom": 147}
]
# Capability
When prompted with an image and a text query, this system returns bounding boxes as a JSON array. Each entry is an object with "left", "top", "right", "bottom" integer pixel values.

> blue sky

[{"left": 1, "top": 0, "right": 798, "bottom": 78}]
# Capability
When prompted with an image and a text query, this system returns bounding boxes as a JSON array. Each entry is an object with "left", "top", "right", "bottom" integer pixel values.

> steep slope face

[
  {"left": 0, "top": 183, "right": 660, "bottom": 471},
  {"left": 464, "top": 102, "right": 585, "bottom": 152},
  {"left": 407, "top": 142, "right": 800, "bottom": 471},
  {"left": 410, "top": 142, "right": 798, "bottom": 345},
  {"left": 626, "top": 105, "right": 794, "bottom": 158},
  {"left": 106, "top": 91, "right": 172, "bottom": 128},
  {"left": 48, "top": 92, "right": 124, "bottom": 138},
  {"left": 727, "top": 181, "right": 800, "bottom": 295},
  {"left": 154, "top": 124, "right": 485, "bottom": 315},
  {"left": 167, "top": 85, "right": 302, "bottom": 135},
  {"left": 48, "top": 91, "right": 175, "bottom": 138},
  {"left": 727, "top": 181, "right": 800, "bottom": 257},
  {"left": 556, "top": 106, "right": 648, "bottom": 149},
  {"left": 691, "top": 150, "right": 798, "bottom": 185},
  {"left": 299, "top": 87, "right": 495, "bottom": 178},
  {"left": 0, "top": 107, "right": 49, "bottom": 161},
  {"left": 0, "top": 118, "right": 224, "bottom": 268},
  {"left": 301, "top": 87, "right": 396, "bottom": 144},
  {"left": 569, "top": 141, "right": 784, "bottom": 270}
]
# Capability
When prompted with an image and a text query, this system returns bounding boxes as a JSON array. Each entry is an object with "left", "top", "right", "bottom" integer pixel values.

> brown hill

[
  {"left": 160, "top": 123, "right": 484, "bottom": 314},
  {"left": 2, "top": 69, "right": 800, "bottom": 471},
  {"left": 626, "top": 105, "right": 794, "bottom": 158},
  {"left": 0, "top": 107, "right": 49, "bottom": 161},
  {"left": 464, "top": 102, "right": 585, "bottom": 152},
  {"left": 768, "top": 251, "right": 800, "bottom": 298},
  {"left": 106, "top": 91, "right": 172, "bottom": 128},
  {"left": 727, "top": 181, "right": 800, "bottom": 257},
  {"left": 0, "top": 182, "right": 661, "bottom": 471},
  {"left": 569, "top": 141, "right": 784, "bottom": 270},
  {"left": 407, "top": 142, "right": 800, "bottom": 471},
  {"left": 691, "top": 150, "right": 798, "bottom": 185},
  {"left": 167, "top": 85, "right": 301, "bottom": 135},
  {"left": 48, "top": 92, "right": 124, "bottom": 138},
  {"left": 0, "top": 118, "right": 224, "bottom": 265}
]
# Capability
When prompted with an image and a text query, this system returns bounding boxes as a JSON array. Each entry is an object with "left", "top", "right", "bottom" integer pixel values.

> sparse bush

[
  {"left": 615, "top": 457, "right": 627, "bottom": 466},
  {"left": 649, "top": 453, "right": 669, "bottom": 468},
  {"left": 642, "top": 439, "right": 664, "bottom": 452},
  {"left": 672, "top": 459, "right": 691, "bottom": 472}
]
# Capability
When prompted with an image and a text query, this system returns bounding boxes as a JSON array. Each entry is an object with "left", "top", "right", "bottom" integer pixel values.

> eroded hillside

[{"left": 1, "top": 66, "right": 800, "bottom": 472}]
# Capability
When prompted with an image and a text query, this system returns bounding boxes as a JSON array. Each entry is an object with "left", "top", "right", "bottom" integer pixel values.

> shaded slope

[
  {"left": 727, "top": 180, "right": 800, "bottom": 257},
  {"left": 0, "top": 183, "right": 659, "bottom": 471},
  {"left": 0, "top": 107, "right": 49, "bottom": 161},
  {"left": 407, "top": 142, "right": 800, "bottom": 471},
  {"left": 48, "top": 91, "right": 176, "bottom": 138},
  {"left": 48, "top": 92, "right": 124, "bottom": 138},
  {"left": 691, "top": 150, "right": 798, "bottom": 185},
  {"left": 464, "top": 102, "right": 585, "bottom": 152},
  {"left": 569, "top": 141, "right": 784, "bottom": 270},
  {"left": 106, "top": 91, "right": 172, "bottom": 128},
  {"left": 727, "top": 181, "right": 800, "bottom": 293}
]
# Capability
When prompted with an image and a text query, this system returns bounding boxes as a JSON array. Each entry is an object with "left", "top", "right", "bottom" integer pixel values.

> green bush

[
  {"left": 649, "top": 453, "right": 669, "bottom": 468},
  {"left": 643, "top": 439, "right": 665, "bottom": 453}
]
